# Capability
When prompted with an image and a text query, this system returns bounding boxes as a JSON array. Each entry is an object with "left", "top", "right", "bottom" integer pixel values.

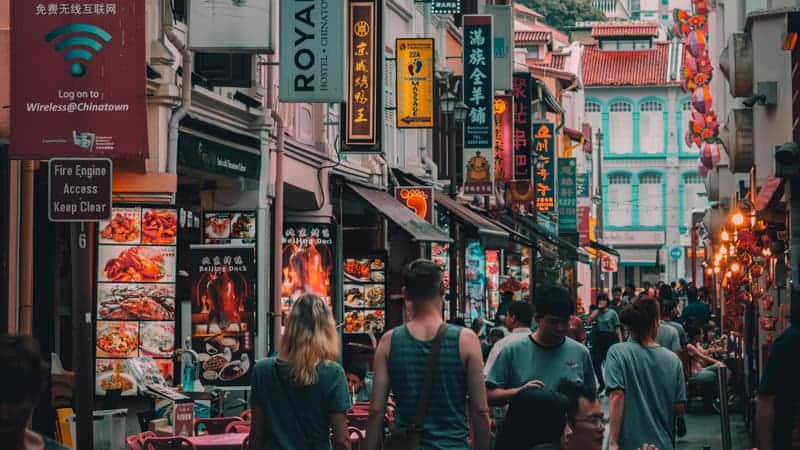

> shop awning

[
  {"left": 484, "top": 216, "right": 535, "bottom": 248},
  {"left": 347, "top": 183, "right": 452, "bottom": 243},
  {"left": 589, "top": 240, "right": 620, "bottom": 257},
  {"left": 434, "top": 193, "right": 509, "bottom": 248},
  {"left": 511, "top": 214, "right": 587, "bottom": 262}
]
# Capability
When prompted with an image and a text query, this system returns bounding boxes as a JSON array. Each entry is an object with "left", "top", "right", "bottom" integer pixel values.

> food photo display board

[
  {"left": 189, "top": 245, "right": 256, "bottom": 387},
  {"left": 281, "top": 223, "right": 335, "bottom": 314},
  {"left": 343, "top": 254, "right": 386, "bottom": 335},
  {"left": 203, "top": 211, "right": 257, "bottom": 245},
  {"left": 95, "top": 206, "right": 178, "bottom": 396}
]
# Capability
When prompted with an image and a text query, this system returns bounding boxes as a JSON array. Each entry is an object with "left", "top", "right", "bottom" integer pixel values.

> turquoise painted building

[{"left": 582, "top": 22, "right": 706, "bottom": 286}]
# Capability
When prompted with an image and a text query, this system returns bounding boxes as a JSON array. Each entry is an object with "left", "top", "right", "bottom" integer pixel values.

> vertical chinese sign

[
  {"left": 577, "top": 206, "right": 591, "bottom": 246},
  {"left": 512, "top": 73, "right": 532, "bottom": 181},
  {"left": 493, "top": 96, "right": 513, "bottom": 182},
  {"left": 558, "top": 158, "right": 577, "bottom": 233},
  {"left": 11, "top": 0, "right": 148, "bottom": 159},
  {"left": 395, "top": 186, "right": 434, "bottom": 223},
  {"left": 396, "top": 38, "right": 434, "bottom": 129},
  {"left": 532, "top": 122, "right": 555, "bottom": 213},
  {"left": 462, "top": 15, "right": 494, "bottom": 194},
  {"left": 345, "top": 1, "right": 379, "bottom": 150},
  {"left": 95, "top": 207, "right": 178, "bottom": 395}
]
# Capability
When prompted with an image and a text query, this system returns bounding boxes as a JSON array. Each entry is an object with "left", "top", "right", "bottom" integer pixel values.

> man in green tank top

[{"left": 364, "top": 259, "right": 491, "bottom": 450}]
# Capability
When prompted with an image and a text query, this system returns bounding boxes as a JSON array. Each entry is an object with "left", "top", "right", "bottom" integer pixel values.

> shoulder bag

[{"left": 384, "top": 323, "right": 448, "bottom": 450}]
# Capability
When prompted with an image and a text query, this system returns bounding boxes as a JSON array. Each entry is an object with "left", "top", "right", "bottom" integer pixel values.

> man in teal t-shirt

[
  {"left": 589, "top": 294, "right": 622, "bottom": 393},
  {"left": 487, "top": 285, "right": 596, "bottom": 407}
]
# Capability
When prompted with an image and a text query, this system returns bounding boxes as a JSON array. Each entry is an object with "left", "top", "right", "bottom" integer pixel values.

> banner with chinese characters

[
  {"left": 578, "top": 206, "right": 591, "bottom": 246},
  {"left": 95, "top": 206, "right": 178, "bottom": 396},
  {"left": 532, "top": 122, "right": 555, "bottom": 213},
  {"left": 576, "top": 173, "right": 590, "bottom": 198},
  {"left": 432, "top": 0, "right": 461, "bottom": 14},
  {"left": 484, "top": 4, "right": 513, "bottom": 91},
  {"left": 279, "top": 0, "right": 346, "bottom": 102},
  {"left": 189, "top": 245, "right": 256, "bottom": 387},
  {"left": 396, "top": 38, "right": 434, "bottom": 129},
  {"left": 558, "top": 158, "right": 577, "bottom": 233},
  {"left": 281, "top": 224, "right": 334, "bottom": 313},
  {"left": 512, "top": 73, "right": 532, "bottom": 180},
  {"left": 463, "top": 15, "right": 493, "bottom": 149},
  {"left": 344, "top": 1, "right": 379, "bottom": 150},
  {"left": 493, "top": 95, "right": 513, "bottom": 182},
  {"left": 11, "top": 0, "right": 147, "bottom": 159},
  {"left": 395, "top": 186, "right": 434, "bottom": 223}
]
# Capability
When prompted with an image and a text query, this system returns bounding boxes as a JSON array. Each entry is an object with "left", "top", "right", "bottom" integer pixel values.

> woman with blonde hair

[{"left": 249, "top": 294, "right": 352, "bottom": 450}]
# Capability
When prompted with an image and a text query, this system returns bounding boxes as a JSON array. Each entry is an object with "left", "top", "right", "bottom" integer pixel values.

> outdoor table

[{"left": 186, "top": 432, "right": 248, "bottom": 450}]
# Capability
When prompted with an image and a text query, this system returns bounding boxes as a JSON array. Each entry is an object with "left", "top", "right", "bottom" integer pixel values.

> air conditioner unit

[
  {"left": 719, "top": 108, "right": 754, "bottom": 173},
  {"left": 718, "top": 33, "right": 753, "bottom": 98}
]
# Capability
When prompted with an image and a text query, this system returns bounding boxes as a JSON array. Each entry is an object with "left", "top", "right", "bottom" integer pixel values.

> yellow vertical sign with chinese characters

[{"left": 396, "top": 38, "right": 434, "bottom": 129}]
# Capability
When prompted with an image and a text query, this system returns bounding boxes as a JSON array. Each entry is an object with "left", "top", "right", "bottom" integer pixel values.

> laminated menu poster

[
  {"left": 204, "top": 211, "right": 257, "bottom": 245},
  {"left": 189, "top": 245, "right": 256, "bottom": 387},
  {"left": 343, "top": 254, "right": 386, "bottom": 334},
  {"left": 281, "top": 223, "right": 334, "bottom": 314},
  {"left": 95, "top": 206, "right": 178, "bottom": 396}
]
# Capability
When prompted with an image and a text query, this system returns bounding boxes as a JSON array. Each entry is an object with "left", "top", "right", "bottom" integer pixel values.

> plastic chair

[
  {"left": 348, "top": 427, "right": 365, "bottom": 449},
  {"left": 126, "top": 435, "right": 142, "bottom": 450},
  {"left": 241, "top": 435, "right": 250, "bottom": 450},
  {"left": 239, "top": 409, "right": 252, "bottom": 422},
  {"left": 225, "top": 421, "right": 252, "bottom": 434},
  {"left": 194, "top": 416, "right": 244, "bottom": 435},
  {"left": 142, "top": 436, "right": 195, "bottom": 450}
]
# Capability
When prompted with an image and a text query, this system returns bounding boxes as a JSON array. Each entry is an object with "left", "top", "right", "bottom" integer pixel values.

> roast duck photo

[{"left": 195, "top": 271, "right": 249, "bottom": 334}]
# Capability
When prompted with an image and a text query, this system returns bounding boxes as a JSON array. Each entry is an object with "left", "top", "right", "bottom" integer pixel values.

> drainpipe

[
  {"left": 255, "top": 110, "right": 272, "bottom": 360},
  {"left": 165, "top": 25, "right": 192, "bottom": 174},
  {"left": 266, "top": 55, "right": 285, "bottom": 353},
  {"left": 18, "top": 161, "right": 34, "bottom": 334}
]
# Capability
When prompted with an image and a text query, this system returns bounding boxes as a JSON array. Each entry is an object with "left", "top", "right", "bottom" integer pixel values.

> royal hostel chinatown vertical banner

[
  {"left": 462, "top": 15, "right": 494, "bottom": 195},
  {"left": 11, "top": 1, "right": 147, "bottom": 159}
]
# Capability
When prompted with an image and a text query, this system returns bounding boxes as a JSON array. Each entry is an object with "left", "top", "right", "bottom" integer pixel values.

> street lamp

[
  {"left": 441, "top": 89, "right": 468, "bottom": 198},
  {"left": 440, "top": 91, "right": 456, "bottom": 115},
  {"left": 454, "top": 101, "right": 469, "bottom": 123}
]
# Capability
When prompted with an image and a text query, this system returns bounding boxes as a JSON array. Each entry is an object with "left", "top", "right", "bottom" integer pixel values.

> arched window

[
  {"left": 638, "top": 173, "right": 663, "bottom": 226},
  {"left": 609, "top": 101, "right": 633, "bottom": 154},
  {"left": 585, "top": 102, "right": 601, "bottom": 113},
  {"left": 585, "top": 101, "right": 602, "bottom": 144},
  {"left": 639, "top": 100, "right": 664, "bottom": 154},
  {"left": 682, "top": 172, "right": 707, "bottom": 229},
  {"left": 608, "top": 173, "right": 632, "bottom": 226}
]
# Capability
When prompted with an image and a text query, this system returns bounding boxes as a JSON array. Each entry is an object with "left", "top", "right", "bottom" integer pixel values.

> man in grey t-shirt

[{"left": 656, "top": 321, "right": 681, "bottom": 352}]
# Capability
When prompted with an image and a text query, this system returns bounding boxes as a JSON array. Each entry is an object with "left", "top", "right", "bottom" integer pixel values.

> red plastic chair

[
  {"left": 241, "top": 435, "right": 250, "bottom": 450},
  {"left": 126, "top": 435, "right": 142, "bottom": 450},
  {"left": 349, "top": 427, "right": 365, "bottom": 449},
  {"left": 239, "top": 409, "right": 252, "bottom": 422},
  {"left": 225, "top": 421, "right": 252, "bottom": 434},
  {"left": 194, "top": 416, "right": 244, "bottom": 435},
  {"left": 142, "top": 436, "right": 195, "bottom": 450}
]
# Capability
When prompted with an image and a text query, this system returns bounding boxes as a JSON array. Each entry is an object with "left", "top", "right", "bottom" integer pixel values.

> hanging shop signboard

[
  {"left": 48, "top": 158, "right": 112, "bottom": 222},
  {"left": 602, "top": 253, "right": 619, "bottom": 273},
  {"left": 576, "top": 172, "right": 590, "bottom": 198},
  {"left": 493, "top": 95, "right": 513, "bottom": 183},
  {"left": 484, "top": 4, "right": 512, "bottom": 91},
  {"left": 431, "top": 0, "right": 461, "bottom": 14},
  {"left": 95, "top": 206, "right": 178, "bottom": 396},
  {"left": 577, "top": 206, "right": 591, "bottom": 247},
  {"left": 464, "top": 148, "right": 493, "bottom": 195},
  {"left": 396, "top": 38, "right": 434, "bottom": 129},
  {"left": 558, "top": 158, "right": 577, "bottom": 233},
  {"left": 466, "top": 241, "right": 486, "bottom": 322},
  {"left": 281, "top": 223, "right": 335, "bottom": 313},
  {"left": 343, "top": 254, "right": 386, "bottom": 334},
  {"left": 344, "top": 0, "right": 379, "bottom": 150},
  {"left": 463, "top": 15, "right": 493, "bottom": 149},
  {"left": 177, "top": 132, "right": 261, "bottom": 181},
  {"left": 189, "top": 245, "right": 256, "bottom": 387},
  {"left": 512, "top": 73, "right": 532, "bottom": 180},
  {"left": 394, "top": 186, "right": 434, "bottom": 223},
  {"left": 203, "top": 211, "right": 257, "bottom": 245},
  {"left": 278, "top": 0, "right": 345, "bottom": 102},
  {"left": 190, "top": 0, "right": 273, "bottom": 52},
  {"left": 11, "top": 0, "right": 148, "bottom": 159},
  {"left": 532, "top": 122, "right": 556, "bottom": 213}
]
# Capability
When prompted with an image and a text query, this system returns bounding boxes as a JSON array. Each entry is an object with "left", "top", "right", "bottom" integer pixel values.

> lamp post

[
  {"left": 594, "top": 128, "right": 605, "bottom": 293},
  {"left": 440, "top": 90, "right": 468, "bottom": 198}
]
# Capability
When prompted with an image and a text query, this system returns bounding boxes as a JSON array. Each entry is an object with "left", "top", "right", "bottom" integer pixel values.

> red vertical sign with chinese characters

[
  {"left": 512, "top": 73, "right": 533, "bottom": 181},
  {"left": 11, "top": 1, "right": 147, "bottom": 159},
  {"left": 344, "top": 1, "right": 379, "bottom": 150},
  {"left": 493, "top": 95, "right": 513, "bottom": 182},
  {"left": 577, "top": 206, "right": 591, "bottom": 246},
  {"left": 532, "top": 122, "right": 555, "bottom": 213}
]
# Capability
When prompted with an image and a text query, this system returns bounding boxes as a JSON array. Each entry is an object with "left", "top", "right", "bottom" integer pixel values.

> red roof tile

[
  {"left": 513, "top": 3, "right": 544, "bottom": 18},
  {"left": 582, "top": 42, "right": 671, "bottom": 86},
  {"left": 515, "top": 31, "right": 551, "bottom": 43},
  {"left": 591, "top": 22, "right": 659, "bottom": 38}
]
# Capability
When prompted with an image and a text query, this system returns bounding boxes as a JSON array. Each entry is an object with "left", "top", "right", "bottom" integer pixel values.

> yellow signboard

[{"left": 396, "top": 38, "right": 434, "bottom": 129}]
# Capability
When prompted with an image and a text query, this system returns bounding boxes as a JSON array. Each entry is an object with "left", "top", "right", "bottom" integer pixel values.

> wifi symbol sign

[{"left": 45, "top": 24, "right": 112, "bottom": 78}]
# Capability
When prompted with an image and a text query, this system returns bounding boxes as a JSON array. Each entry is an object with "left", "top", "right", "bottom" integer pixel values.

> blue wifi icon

[{"left": 45, "top": 24, "right": 112, "bottom": 78}]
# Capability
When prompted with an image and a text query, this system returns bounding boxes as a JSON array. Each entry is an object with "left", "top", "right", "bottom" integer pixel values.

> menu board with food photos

[
  {"left": 95, "top": 206, "right": 178, "bottom": 396},
  {"left": 343, "top": 255, "right": 386, "bottom": 335},
  {"left": 204, "top": 211, "right": 257, "bottom": 245},
  {"left": 189, "top": 245, "right": 256, "bottom": 387}
]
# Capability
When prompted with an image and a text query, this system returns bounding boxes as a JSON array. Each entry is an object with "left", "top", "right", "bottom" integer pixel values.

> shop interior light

[
  {"left": 721, "top": 230, "right": 730, "bottom": 242},
  {"left": 732, "top": 211, "right": 745, "bottom": 227}
]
